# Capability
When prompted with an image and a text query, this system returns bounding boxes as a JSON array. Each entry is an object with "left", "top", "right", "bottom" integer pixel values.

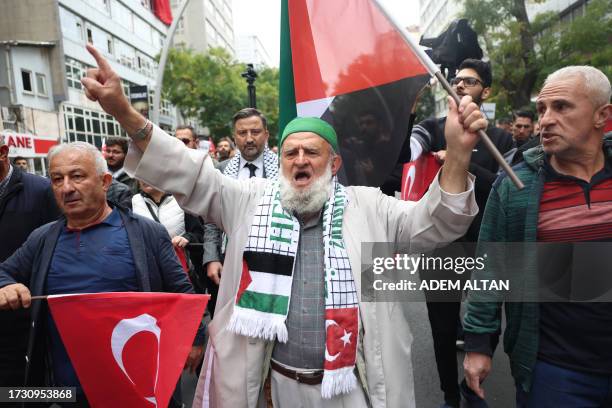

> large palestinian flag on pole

[{"left": 279, "top": 0, "right": 431, "bottom": 187}]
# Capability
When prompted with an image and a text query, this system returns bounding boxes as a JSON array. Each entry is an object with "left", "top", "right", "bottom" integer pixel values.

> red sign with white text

[
  {"left": 48, "top": 292, "right": 208, "bottom": 408},
  {"left": 1, "top": 131, "right": 57, "bottom": 156}
]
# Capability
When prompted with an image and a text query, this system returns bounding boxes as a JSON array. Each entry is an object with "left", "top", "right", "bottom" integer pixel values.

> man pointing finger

[{"left": 81, "top": 44, "right": 485, "bottom": 408}]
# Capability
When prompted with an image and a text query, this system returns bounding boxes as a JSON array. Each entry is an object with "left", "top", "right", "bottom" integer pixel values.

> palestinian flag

[
  {"left": 236, "top": 251, "right": 295, "bottom": 315},
  {"left": 279, "top": 0, "right": 431, "bottom": 187}
]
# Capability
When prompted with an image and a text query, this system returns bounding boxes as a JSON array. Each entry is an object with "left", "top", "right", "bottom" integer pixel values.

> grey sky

[{"left": 232, "top": 0, "right": 421, "bottom": 67}]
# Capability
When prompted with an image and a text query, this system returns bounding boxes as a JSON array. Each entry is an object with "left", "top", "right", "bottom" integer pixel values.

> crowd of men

[{"left": 0, "top": 41, "right": 610, "bottom": 408}]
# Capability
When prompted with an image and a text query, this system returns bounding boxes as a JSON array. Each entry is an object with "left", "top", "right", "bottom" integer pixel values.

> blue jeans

[{"left": 516, "top": 360, "right": 612, "bottom": 407}]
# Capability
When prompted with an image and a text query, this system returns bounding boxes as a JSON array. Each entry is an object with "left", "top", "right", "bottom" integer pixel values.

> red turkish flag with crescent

[
  {"left": 48, "top": 292, "right": 208, "bottom": 408},
  {"left": 400, "top": 153, "right": 441, "bottom": 201},
  {"left": 324, "top": 308, "right": 358, "bottom": 370}
]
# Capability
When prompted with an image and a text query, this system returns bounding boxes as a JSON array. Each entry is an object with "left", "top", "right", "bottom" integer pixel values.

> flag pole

[
  {"left": 31, "top": 296, "right": 48, "bottom": 300},
  {"left": 371, "top": 0, "right": 524, "bottom": 190}
]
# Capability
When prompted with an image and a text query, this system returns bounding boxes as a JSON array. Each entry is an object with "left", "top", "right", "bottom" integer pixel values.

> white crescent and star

[
  {"left": 406, "top": 164, "right": 416, "bottom": 196},
  {"left": 324, "top": 319, "right": 353, "bottom": 362},
  {"left": 110, "top": 314, "right": 161, "bottom": 406}
]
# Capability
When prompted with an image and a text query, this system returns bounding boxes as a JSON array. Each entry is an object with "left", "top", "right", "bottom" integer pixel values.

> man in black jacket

[
  {"left": 105, "top": 136, "right": 138, "bottom": 193},
  {"left": 409, "top": 59, "right": 513, "bottom": 408},
  {"left": 0, "top": 136, "right": 60, "bottom": 387}
]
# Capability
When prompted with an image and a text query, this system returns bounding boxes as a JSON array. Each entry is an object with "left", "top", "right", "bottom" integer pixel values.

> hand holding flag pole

[{"left": 372, "top": 0, "right": 524, "bottom": 190}]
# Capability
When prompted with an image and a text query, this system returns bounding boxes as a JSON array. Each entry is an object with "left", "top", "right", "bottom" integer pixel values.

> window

[
  {"left": 63, "top": 104, "right": 125, "bottom": 146},
  {"left": 60, "top": 7, "right": 84, "bottom": 42},
  {"left": 86, "top": 28, "right": 93, "bottom": 43},
  {"left": 115, "top": 39, "right": 136, "bottom": 68},
  {"left": 111, "top": 0, "right": 133, "bottom": 31},
  {"left": 36, "top": 73, "right": 47, "bottom": 96},
  {"left": 65, "top": 57, "right": 89, "bottom": 90},
  {"left": 95, "top": 0, "right": 110, "bottom": 13},
  {"left": 134, "top": 17, "right": 152, "bottom": 44},
  {"left": 107, "top": 37, "right": 114, "bottom": 55},
  {"left": 175, "top": 18, "right": 184, "bottom": 34},
  {"left": 149, "top": 89, "right": 173, "bottom": 117},
  {"left": 21, "top": 70, "right": 33, "bottom": 93}
]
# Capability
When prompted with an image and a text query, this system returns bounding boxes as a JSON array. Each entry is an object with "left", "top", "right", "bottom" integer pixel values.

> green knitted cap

[{"left": 279, "top": 117, "right": 338, "bottom": 153}]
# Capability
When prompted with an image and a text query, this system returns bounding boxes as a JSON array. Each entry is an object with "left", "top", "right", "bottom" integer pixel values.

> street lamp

[{"left": 241, "top": 63, "right": 257, "bottom": 109}]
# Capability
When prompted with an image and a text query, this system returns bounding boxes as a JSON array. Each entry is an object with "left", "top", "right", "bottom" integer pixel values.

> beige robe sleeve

[
  {"left": 124, "top": 125, "right": 265, "bottom": 234},
  {"left": 381, "top": 169, "right": 478, "bottom": 249}
]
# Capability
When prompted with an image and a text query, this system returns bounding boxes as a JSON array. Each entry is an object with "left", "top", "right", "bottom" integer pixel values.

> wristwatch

[{"left": 131, "top": 119, "right": 152, "bottom": 141}]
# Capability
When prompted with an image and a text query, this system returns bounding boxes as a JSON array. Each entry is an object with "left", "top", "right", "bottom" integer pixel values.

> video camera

[{"left": 419, "top": 19, "right": 483, "bottom": 80}]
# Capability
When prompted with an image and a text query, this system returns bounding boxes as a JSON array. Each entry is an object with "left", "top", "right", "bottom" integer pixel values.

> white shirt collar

[{"left": 239, "top": 152, "right": 265, "bottom": 171}]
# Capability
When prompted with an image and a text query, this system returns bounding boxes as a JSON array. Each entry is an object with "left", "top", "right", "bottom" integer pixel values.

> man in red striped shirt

[{"left": 463, "top": 66, "right": 612, "bottom": 407}]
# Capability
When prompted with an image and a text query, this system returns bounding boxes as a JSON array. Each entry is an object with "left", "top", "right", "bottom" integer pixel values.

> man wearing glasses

[
  {"left": 175, "top": 125, "right": 200, "bottom": 149},
  {"left": 409, "top": 59, "right": 513, "bottom": 408}
]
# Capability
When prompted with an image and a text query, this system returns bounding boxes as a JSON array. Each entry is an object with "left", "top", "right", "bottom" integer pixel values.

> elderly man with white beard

[{"left": 81, "top": 44, "right": 485, "bottom": 408}]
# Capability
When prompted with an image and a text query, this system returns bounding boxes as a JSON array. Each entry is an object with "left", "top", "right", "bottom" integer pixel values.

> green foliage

[
  {"left": 415, "top": 85, "right": 436, "bottom": 123},
  {"left": 255, "top": 67, "right": 280, "bottom": 146},
  {"left": 461, "top": 0, "right": 612, "bottom": 115},
  {"left": 555, "top": 0, "right": 612, "bottom": 79},
  {"left": 162, "top": 47, "right": 280, "bottom": 143}
]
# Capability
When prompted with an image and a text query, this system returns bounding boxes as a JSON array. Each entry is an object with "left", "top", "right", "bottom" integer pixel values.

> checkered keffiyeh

[
  {"left": 227, "top": 178, "right": 359, "bottom": 398},
  {"left": 222, "top": 145, "right": 278, "bottom": 180}
]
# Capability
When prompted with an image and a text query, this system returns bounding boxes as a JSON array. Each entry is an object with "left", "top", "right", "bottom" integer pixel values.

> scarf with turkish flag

[
  {"left": 48, "top": 292, "right": 208, "bottom": 408},
  {"left": 279, "top": 0, "right": 430, "bottom": 187}
]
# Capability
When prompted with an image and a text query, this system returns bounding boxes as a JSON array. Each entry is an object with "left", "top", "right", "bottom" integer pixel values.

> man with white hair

[
  {"left": 0, "top": 141, "right": 205, "bottom": 405},
  {"left": 463, "top": 66, "right": 612, "bottom": 407},
  {"left": 79, "top": 44, "right": 485, "bottom": 407}
]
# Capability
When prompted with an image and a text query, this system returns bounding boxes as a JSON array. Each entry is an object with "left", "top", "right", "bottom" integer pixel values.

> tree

[
  {"left": 554, "top": 0, "right": 612, "bottom": 79},
  {"left": 252, "top": 67, "right": 280, "bottom": 146},
  {"left": 461, "top": 0, "right": 612, "bottom": 115},
  {"left": 162, "top": 48, "right": 280, "bottom": 142},
  {"left": 415, "top": 85, "right": 436, "bottom": 123},
  {"left": 462, "top": 0, "right": 542, "bottom": 113}
]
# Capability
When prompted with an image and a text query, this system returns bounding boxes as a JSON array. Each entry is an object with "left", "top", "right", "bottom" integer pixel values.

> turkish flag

[
  {"left": 324, "top": 308, "right": 358, "bottom": 370},
  {"left": 400, "top": 153, "right": 441, "bottom": 201},
  {"left": 152, "top": 0, "right": 172, "bottom": 25},
  {"left": 174, "top": 247, "right": 189, "bottom": 275},
  {"left": 48, "top": 292, "right": 208, "bottom": 408}
]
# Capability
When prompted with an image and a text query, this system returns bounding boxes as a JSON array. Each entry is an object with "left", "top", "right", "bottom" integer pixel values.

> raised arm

[{"left": 81, "top": 44, "right": 152, "bottom": 151}]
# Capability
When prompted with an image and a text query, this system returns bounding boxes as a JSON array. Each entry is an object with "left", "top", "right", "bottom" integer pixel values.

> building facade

[
  {"left": 235, "top": 34, "right": 272, "bottom": 68},
  {"left": 0, "top": 0, "right": 177, "bottom": 175},
  {"left": 170, "top": 0, "right": 234, "bottom": 55}
]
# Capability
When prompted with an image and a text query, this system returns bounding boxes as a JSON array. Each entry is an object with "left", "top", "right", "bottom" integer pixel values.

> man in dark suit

[{"left": 202, "top": 108, "right": 278, "bottom": 315}]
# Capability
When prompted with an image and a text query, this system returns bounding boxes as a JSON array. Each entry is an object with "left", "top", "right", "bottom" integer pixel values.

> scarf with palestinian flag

[{"left": 227, "top": 178, "right": 359, "bottom": 398}]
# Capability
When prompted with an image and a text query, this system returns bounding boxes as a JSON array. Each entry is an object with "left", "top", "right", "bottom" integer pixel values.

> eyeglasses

[
  {"left": 179, "top": 138, "right": 192, "bottom": 145},
  {"left": 450, "top": 76, "right": 483, "bottom": 87},
  {"left": 514, "top": 124, "right": 532, "bottom": 129}
]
